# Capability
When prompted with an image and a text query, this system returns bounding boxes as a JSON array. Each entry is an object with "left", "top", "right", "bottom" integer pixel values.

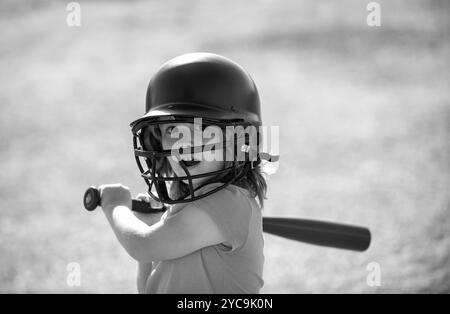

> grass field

[{"left": 0, "top": 0, "right": 449, "bottom": 293}]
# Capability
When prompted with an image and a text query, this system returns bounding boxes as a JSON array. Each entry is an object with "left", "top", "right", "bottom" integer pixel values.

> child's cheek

[
  {"left": 202, "top": 146, "right": 225, "bottom": 162},
  {"left": 167, "top": 157, "right": 180, "bottom": 173},
  {"left": 203, "top": 160, "right": 224, "bottom": 176},
  {"left": 161, "top": 137, "right": 174, "bottom": 150}
]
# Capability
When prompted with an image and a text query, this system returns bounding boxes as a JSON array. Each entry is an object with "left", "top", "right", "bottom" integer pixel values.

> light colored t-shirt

[{"left": 144, "top": 182, "right": 264, "bottom": 294}]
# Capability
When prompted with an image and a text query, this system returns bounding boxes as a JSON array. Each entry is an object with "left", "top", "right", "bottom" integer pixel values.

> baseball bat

[{"left": 83, "top": 187, "right": 371, "bottom": 251}]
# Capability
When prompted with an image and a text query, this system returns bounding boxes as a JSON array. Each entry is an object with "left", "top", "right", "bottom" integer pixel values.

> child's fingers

[
  {"left": 135, "top": 193, "right": 165, "bottom": 209},
  {"left": 98, "top": 183, "right": 131, "bottom": 209},
  {"left": 135, "top": 193, "right": 151, "bottom": 203}
]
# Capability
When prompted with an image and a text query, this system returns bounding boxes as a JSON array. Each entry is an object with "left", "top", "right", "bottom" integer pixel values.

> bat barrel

[{"left": 262, "top": 217, "right": 371, "bottom": 252}]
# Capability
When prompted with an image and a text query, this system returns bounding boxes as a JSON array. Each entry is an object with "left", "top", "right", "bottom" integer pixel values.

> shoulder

[{"left": 191, "top": 183, "right": 254, "bottom": 252}]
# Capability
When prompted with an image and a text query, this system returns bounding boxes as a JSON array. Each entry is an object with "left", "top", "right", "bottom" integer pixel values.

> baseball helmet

[{"left": 130, "top": 52, "right": 266, "bottom": 204}]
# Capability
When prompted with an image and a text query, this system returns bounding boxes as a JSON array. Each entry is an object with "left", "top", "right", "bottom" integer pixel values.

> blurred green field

[{"left": 0, "top": 0, "right": 449, "bottom": 293}]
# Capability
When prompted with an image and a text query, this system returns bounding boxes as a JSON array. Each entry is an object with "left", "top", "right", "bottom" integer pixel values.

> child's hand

[
  {"left": 98, "top": 183, "right": 132, "bottom": 210},
  {"left": 135, "top": 192, "right": 166, "bottom": 226},
  {"left": 135, "top": 192, "right": 164, "bottom": 209}
]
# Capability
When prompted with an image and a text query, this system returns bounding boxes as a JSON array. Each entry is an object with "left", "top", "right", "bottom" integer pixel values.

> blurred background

[{"left": 0, "top": 0, "right": 449, "bottom": 293}]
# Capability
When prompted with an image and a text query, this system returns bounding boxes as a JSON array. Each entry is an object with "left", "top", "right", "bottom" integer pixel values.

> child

[{"left": 99, "top": 53, "right": 275, "bottom": 293}]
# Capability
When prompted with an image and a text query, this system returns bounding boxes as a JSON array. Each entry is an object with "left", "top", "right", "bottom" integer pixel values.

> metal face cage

[{"left": 131, "top": 116, "right": 260, "bottom": 204}]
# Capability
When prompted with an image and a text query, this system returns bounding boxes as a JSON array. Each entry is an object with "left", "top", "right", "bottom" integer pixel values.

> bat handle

[{"left": 83, "top": 186, "right": 167, "bottom": 214}]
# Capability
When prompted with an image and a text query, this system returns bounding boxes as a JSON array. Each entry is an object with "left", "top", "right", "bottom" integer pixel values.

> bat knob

[{"left": 84, "top": 186, "right": 101, "bottom": 211}]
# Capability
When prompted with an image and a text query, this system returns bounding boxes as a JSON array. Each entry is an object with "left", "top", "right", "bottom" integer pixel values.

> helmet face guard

[{"left": 131, "top": 116, "right": 259, "bottom": 204}]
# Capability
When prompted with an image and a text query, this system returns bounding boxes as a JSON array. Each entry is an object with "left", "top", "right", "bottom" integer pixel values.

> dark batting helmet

[{"left": 130, "top": 53, "right": 271, "bottom": 204}]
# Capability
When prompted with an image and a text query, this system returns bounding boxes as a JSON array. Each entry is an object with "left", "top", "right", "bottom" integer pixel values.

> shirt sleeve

[{"left": 192, "top": 183, "right": 252, "bottom": 252}]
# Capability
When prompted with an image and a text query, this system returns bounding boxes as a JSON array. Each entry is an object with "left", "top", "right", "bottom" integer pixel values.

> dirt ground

[{"left": 0, "top": 0, "right": 449, "bottom": 293}]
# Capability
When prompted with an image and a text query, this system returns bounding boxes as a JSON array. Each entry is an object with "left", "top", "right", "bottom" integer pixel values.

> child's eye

[{"left": 165, "top": 126, "right": 176, "bottom": 135}]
